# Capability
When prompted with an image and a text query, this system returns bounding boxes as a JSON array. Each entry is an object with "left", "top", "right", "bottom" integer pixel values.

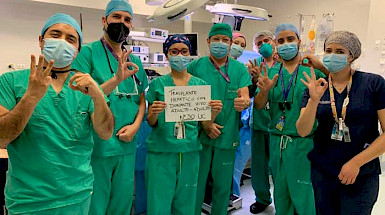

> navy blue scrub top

[{"left": 302, "top": 71, "right": 385, "bottom": 176}]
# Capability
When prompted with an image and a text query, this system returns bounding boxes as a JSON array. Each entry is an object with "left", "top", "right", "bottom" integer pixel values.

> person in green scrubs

[
  {"left": 145, "top": 34, "right": 222, "bottom": 215},
  {"left": 253, "top": 23, "right": 326, "bottom": 215},
  {"left": 187, "top": 23, "right": 252, "bottom": 215},
  {"left": 248, "top": 30, "right": 279, "bottom": 214},
  {"left": 71, "top": 0, "right": 148, "bottom": 214},
  {"left": 0, "top": 13, "right": 114, "bottom": 215}
]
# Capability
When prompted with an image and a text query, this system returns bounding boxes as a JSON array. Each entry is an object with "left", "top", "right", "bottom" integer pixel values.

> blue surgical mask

[
  {"left": 323, "top": 54, "right": 348, "bottom": 73},
  {"left": 169, "top": 55, "right": 191, "bottom": 72},
  {"left": 230, "top": 44, "right": 244, "bottom": 59},
  {"left": 43, "top": 38, "right": 77, "bottom": 68},
  {"left": 259, "top": 43, "right": 273, "bottom": 58},
  {"left": 277, "top": 42, "right": 298, "bottom": 61},
  {"left": 210, "top": 42, "right": 230, "bottom": 59}
]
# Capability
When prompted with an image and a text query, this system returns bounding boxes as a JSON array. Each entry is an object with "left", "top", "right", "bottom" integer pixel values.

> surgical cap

[
  {"left": 208, "top": 23, "right": 233, "bottom": 40},
  {"left": 41, "top": 13, "right": 83, "bottom": 45},
  {"left": 105, "top": 0, "right": 133, "bottom": 18},
  {"left": 163, "top": 34, "right": 192, "bottom": 55},
  {"left": 233, "top": 32, "right": 246, "bottom": 46},
  {"left": 324, "top": 31, "right": 362, "bottom": 60},
  {"left": 275, "top": 23, "right": 299, "bottom": 39}
]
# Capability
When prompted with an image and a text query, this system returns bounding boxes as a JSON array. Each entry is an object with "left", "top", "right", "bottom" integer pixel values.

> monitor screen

[{"left": 169, "top": 33, "right": 199, "bottom": 56}]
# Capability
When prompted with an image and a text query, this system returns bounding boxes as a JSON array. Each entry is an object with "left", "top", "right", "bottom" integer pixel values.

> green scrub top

[
  {"left": 187, "top": 56, "right": 251, "bottom": 149},
  {"left": 0, "top": 70, "right": 95, "bottom": 214},
  {"left": 145, "top": 74, "right": 207, "bottom": 153},
  {"left": 252, "top": 57, "right": 280, "bottom": 132},
  {"left": 267, "top": 65, "right": 325, "bottom": 136},
  {"left": 71, "top": 40, "right": 149, "bottom": 157}
]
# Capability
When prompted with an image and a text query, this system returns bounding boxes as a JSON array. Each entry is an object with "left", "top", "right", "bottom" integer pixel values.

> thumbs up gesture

[{"left": 234, "top": 88, "right": 250, "bottom": 112}]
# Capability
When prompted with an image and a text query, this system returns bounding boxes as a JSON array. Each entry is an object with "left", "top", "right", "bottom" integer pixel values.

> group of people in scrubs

[{"left": 0, "top": 0, "right": 385, "bottom": 215}]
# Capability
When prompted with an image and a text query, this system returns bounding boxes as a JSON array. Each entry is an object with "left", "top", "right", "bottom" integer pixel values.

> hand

[
  {"left": 338, "top": 160, "right": 360, "bottom": 185},
  {"left": 149, "top": 101, "right": 166, "bottom": 114},
  {"left": 69, "top": 73, "right": 102, "bottom": 99},
  {"left": 202, "top": 123, "right": 224, "bottom": 139},
  {"left": 25, "top": 55, "right": 54, "bottom": 100},
  {"left": 209, "top": 100, "right": 222, "bottom": 116},
  {"left": 115, "top": 50, "right": 139, "bottom": 82},
  {"left": 116, "top": 124, "right": 139, "bottom": 142},
  {"left": 301, "top": 54, "right": 324, "bottom": 70},
  {"left": 300, "top": 67, "right": 328, "bottom": 102},
  {"left": 256, "top": 63, "right": 279, "bottom": 95},
  {"left": 234, "top": 89, "right": 250, "bottom": 112},
  {"left": 247, "top": 59, "right": 261, "bottom": 85}
]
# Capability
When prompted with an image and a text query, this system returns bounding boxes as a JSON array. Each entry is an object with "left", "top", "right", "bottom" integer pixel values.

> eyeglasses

[
  {"left": 114, "top": 78, "right": 138, "bottom": 99},
  {"left": 168, "top": 48, "right": 190, "bottom": 56}
]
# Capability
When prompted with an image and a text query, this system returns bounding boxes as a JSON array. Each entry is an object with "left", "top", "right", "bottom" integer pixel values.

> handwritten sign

[{"left": 164, "top": 85, "right": 211, "bottom": 122}]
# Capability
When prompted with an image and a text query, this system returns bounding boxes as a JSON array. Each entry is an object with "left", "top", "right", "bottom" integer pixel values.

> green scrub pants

[
  {"left": 269, "top": 134, "right": 315, "bottom": 215},
  {"left": 146, "top": 151, "right": 199, "bottom": 215},
  {"left": 251, "top": 130, "right": 272, "bottom": 206},
  {"left": 11, "top": 196, "right": 91, "bottom": 215},
  {"left": 89, "top": 154, "right": 135, "bottom": 215},
  {"left": 195, "top": 144, "right": 236, "bottom": 215}
]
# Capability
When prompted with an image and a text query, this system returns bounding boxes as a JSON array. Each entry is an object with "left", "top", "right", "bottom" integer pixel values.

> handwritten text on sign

[{"left": 164, "top": 85, "right": 211, "bottom": 122}]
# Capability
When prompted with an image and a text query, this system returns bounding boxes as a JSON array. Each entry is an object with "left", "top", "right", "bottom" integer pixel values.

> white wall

[{"left": 360, "top": 0, "right": 385, "bottom": 75}]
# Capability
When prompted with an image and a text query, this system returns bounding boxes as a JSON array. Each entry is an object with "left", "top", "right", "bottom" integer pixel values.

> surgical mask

[
  {"left": 42, "top": 38, "right": 77, "bottom": 68},
  {"left": 230, "top": 44, "right": 244, "bottom": 59},
  {"left": 323, "top": 54, "right": 348, "bottom": 73},
  {"left": 106, "top": 22, "right": 130, "bottom": 43},
  {"left": 277, "top": 42, "right": 298, "bottom": 61},
  {"left": 259, "top": 43, "right": 273, "bottom": 58},
  {"left": 210, "top": 42, "right": 230, "bottom": 59},
  {"left": 169, "top": 55, "right": 190, "bottom": 72}
]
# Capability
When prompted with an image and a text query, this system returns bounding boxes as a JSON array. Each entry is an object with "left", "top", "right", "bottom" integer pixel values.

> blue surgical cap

[
  {"left": 275, "top": 23, "right": 299, "bottom": 39},
  {"left": 41, "top": 13, "right": 83, "bottom": 46},
  {"left": 105, "top": 0, "right": 133, "bottom": 18},
  {"left": 163, "top": 34, "right": 192, "bottom": 55}
]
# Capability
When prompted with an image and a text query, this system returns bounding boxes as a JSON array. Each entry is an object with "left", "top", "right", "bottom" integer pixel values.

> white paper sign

[{"left": 164, "top": 85, "right": 211, "bottom": 122}]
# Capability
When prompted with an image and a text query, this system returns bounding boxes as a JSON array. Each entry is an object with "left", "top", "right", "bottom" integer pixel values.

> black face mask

[{"left": 105, "top": 22, "right": 130, "bottom": 43}]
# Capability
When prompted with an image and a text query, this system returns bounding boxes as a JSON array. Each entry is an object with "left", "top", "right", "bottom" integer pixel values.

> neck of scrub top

[
  {"left": 330, "top": 66, "right": 353, "bottom": 84},
  {"left": 263, "top": 56, "right": 275, "bottom": 67},
  {"left": 210, "top": 54, "right": 228, "bottom": 67},
  {"left": 170, "top": 69, "right": 188, "bottom": 77},
  {"left": 282, "top": 53, "right": 301, "bottom": 74},
  {"left": 103, "top": 33, "right": 123, "bottom": 56}
]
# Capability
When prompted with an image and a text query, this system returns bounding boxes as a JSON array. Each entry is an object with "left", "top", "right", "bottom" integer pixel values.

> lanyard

[
  {"left": 279, "top": 64, "right": 299, "bottom": 102},
  {"left": 328, "top": 71, "right": 353, "bottom": 123},
  {"left": 100, "top": 38, "right": 141, "bottom": 85},
  {"left": 209, "top": 56, "right": 230, "bottom": 83}
]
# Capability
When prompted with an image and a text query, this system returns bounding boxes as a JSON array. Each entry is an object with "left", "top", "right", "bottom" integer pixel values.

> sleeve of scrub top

[
  {"left": 301, "top": 88, "right": 310, "bottom": 108},
  {"left": 314, "top": 68, "right": 326, "bottom": 79},
  {"left": 145, "top": 79, "right": 157, "bottom": 105},
  {"left": 238, "top": 64, "right": 252, "bottom": 88},
  {"left": 71, "top": 45, "right": 93, "bottom": 74},
  {"left": 372, "top": 74, "right": 385, "bottom": 110},
  {"left": 0, "top": 73, "right": 16, "bottom": 110}
]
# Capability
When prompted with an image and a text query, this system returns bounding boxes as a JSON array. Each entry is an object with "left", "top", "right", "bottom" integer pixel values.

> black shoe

[{"left": 250, "top": 202, "right": 268, "bottom": 214}]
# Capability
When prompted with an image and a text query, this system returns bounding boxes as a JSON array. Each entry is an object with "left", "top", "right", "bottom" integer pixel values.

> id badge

[
  {"left": 175, "top": 121, "right": 186, "bottom": 140},
  {"left": 275, "top": 116, "right": 285, "bottom": 131},
  {"left": 336, "top": 118, "right": 344, "bottom": 141},
  {"left": 343, "top": 123, "right": 351, "bottom": 143},
  {"left": 331, "top": 123, "right": 339, "bottom": 140}
]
